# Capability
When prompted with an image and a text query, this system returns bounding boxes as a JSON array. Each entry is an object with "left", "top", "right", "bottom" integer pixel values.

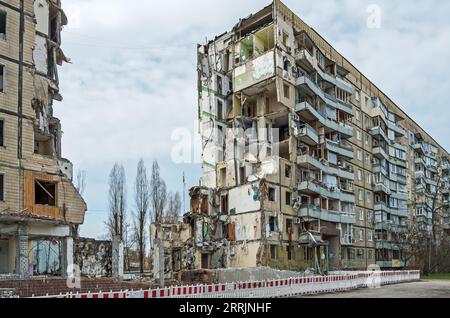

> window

[
  {"left": 355, "top": 110, "right": 361, "bottom": 121},
  {"left": 365, "top": 134, "right": 370, "bottom": 146},
  {"left": 287, "top": 246, "right": 293, "bottom": 260},
  {"left": 286, "top": 219, "right": 293, "bottom": 234},
  {"left": 365, "top": 154, "right": 371, "bottom": 165},
  {"left": 358, "top": 169, "right": 363, "bottom": 181},
  {"left": 283, "top": 84, "right": 290, "bottom": 99},
  {"left": 285, "top": 165, "right": 292, "bottom": 178},
  {"left": 367, "top": 173, "right": 372, "bottom": 185},
  {"left": 35, "top": 180, "right": 56, "bottom": 206},
  {"left": 367, "top": 192, "right": 372, "bottom": 204},
  {"left": 285, "top": 191, "right": 292, "bottom": 206},
  {"left": 270, "top": 245, "right": 278, "bottom": 260},
  {"left": 0, "top": 11, "right": 6, "bottom": 40},
  {"left": 356, "top": 129, "right": 362, "bottom": 141},
  {"left": 357, "top": 149, "right": 363, "bottom": 161},
  {"left": 268, "top": 187, "right": 276, "bottom": 202},
  {"left": 359, "top": 210, "right": 365, "bottom": 221},
  {"left": 368, "top": 211, "right": 373, "bottom": 224},
  {"left": 282, "top": 31, "right": 289, "bottom": 47},
  {"left": 0, "top": 118, "right": 3, "bottom": 146},
  {"left": 368, "top": 250, "right": 374, "bottom": 259},
  {"left": 368, "top": 231, "right": 374, "bottom": 242},
  {"left": 365, "top": 97, "right": 369, "bottom": 107},
  {"left": 0, "top": 65, "right": 5, "bottom": 92},
  {"left": 269, "top": 216, "right": 278, "bottom": 232},
  {"left": 359, "top": 229, "right": 365, "bottom": 241},
  {"left": 355, "top": 90, "right": 361, "bottom": 102},
  {"left": 359, "top": 190, "right": 363, "bottom": 202},
  {"left": 216, "top": 100, "right": 223, "bottom": 121},
  {"left": 0, "top": 174, "right": 4, "bottom": 201}
]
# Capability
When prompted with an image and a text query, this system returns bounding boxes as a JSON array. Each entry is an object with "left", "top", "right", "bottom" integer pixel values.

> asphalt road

[{"left": 301, "top": 280, "right": 450, "bottom": 298}]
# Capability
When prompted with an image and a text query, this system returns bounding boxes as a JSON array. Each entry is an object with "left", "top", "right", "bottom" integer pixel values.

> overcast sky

[{"left": 58, "top": 0, "right": 450, "bottom": 239}]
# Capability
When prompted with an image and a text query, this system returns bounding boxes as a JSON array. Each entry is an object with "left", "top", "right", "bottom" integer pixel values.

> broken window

[
  {"left": 287, "top": 246, "right": 293, "bottom": 261},
  {"left": 239, "top": 166, "right": 246, "bottom": 185},
  {"left": 269, "top": 216, "right": 278, "bottom": 232},
  {"left": 220, "top": 194, "right": 229, "bottom": 215},
  {"left": 0, "top": 65, "right": 5, "bottom": 92},
  {"left": 217, "top": 100, "right": 223, "bottom": 121},
  {"left": 0, "top": 118, "right": 4, "bottom": 146},
  {"left": 285, "top": 191, "right": 292, "bottom": 206},
  {"left": 35, "top": 180, "right": 56, "bottom": 206},
  {"left": 268, "top": 187, "right": 276, "bottom": 202},
  {"left": 285, "top": 165, "right": 291, "bottom": 178},
  {"left": 0, "top": 174, "right": 4, "bottom": 201},
  {"left": 216, "top": 75, "right": 222, "bottom": 94},
  {"left": 270, "top": 245, "right": 278, "bottom": 260},
  {"left": 0, "top": 11, "right": 6, "bottom": 40}
]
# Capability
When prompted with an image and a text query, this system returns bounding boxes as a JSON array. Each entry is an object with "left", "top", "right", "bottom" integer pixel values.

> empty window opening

[
  {"left": 0, "top": 65, "right": 5, "bottom": 92},
  {"left": 239, "top": 166, "right": 246, "bottom": 185},
  {"left": 0, "top": 174, "right": 4, "bottom": 202},
  {"left": 283, "top": 84, "right": 290, "bottom": 99},
  {"left": 270, "top": 245, "right": 278, "bottom": 260},
  {"left": 287, "top": 246, "right": 293, "bottom": 261},
  {"left": 269, "top": 216, "right": 278, "bottom": 232},
  {"left": 286, "top": 219, "right": 293, "bottom": 235},
  {"left": 285, "top": 191, "right": 292, "bottom": 206},
  {"left": 35, "top": 180, "right": 56, "bottom": 206},
  {"left": 0, "top": 119, "right": 4, "bottom": 146},
  {"left": 268, "top": 187, "right": 276, "bottom": 202},
  {"left": 285, "top": 165, "right": 292, "bottom": 178},
  {"left": 217, "top": 100, "right": 223, "bottom": 121},
  {"left": 0, "top": 11, "right": 6, "bottom": 39}
]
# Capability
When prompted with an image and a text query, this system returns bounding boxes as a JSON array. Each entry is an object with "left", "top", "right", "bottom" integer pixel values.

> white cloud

[{"left": 57, "top": 0, "right": 450, "bottom": 238}]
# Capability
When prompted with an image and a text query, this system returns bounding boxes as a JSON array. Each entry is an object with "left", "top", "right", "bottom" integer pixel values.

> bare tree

[
  {"left": 123, "top": 217, "right": 136, "bottom": 272},
  {"left": 166, "top": 192, "right": 182, "bottom": 223},
  {"left": 106, "top": 163, "right": 127, "bottom": 241},
  {"left": 133, "top": 159, "right": 150, "bottom": 273},
  {"left": 150, "top": 161, "right": 167, "bottom": 227}
]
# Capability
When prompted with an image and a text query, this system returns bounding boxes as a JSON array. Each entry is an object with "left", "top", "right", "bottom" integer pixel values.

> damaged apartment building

[
  {"left": 0, "top": 0, "right": 86, "bottom": 278},
  {"left": 156, "top": 0, "right": 450, "bottom": 276}
]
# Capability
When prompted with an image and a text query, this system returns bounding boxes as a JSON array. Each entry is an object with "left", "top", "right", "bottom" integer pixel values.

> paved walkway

[{"left": 302, "top": 280, "right": 450, "bottom": 298}]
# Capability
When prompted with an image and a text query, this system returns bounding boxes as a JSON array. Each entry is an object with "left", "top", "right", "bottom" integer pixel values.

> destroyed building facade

[
  {"left": 157, "top": 1, "right": 450, "bottom": 275},
  {"left": 0, "top": 0, "right": 86, "bottom": 278}
]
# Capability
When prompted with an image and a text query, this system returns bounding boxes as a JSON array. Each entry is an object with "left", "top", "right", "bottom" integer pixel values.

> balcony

[
  {"left": 415, "top": 157, "right": 426, "bottom": 166},
  {"left": 297, "top": 155, "right": 354, "bottom": 180},
  {"left": 296, "top": 75, "right": 353, "bottom": 116},
  {"left": 325, "top": 140, "right": 354, "bottom": 159},
  {"left": 412, "top": 143, "right": 426, "bottom": 155},
  {"left": 374, "top": 183, "right": 391, "bottom": 195},
  {"left": 298, "top": 204, "right": 356, "bottom": 225},
  {"left": 415, "top": 170, "right": 425, "bottom": 180},
  {"left": 294, "top": 49, "right": 315, "bottom": 72},
  {"left": 396, "top": 174, "right": 407, "bottom": 185},
  {"left": 294, "top": 123, "right": 319, "bottom": 146},
  {"left": 370, "top": 126, "right": 389, "bottom": 143},
  {"left": 373, "top": 164, "right": 389, "bottom": 176},
  {"left": 373, "top": 147, "right": 389, "bottom": 160},
  {"left": 374, "top": 202, "right": 390, "bottom": 214},
  {"left": 387, "top": 121, "right": 406, "bottom": 138},
  {"left": 340, "top": 234, "right": 356, "bottom": 246},
  {"left": 375, "top": 222, "right": 408, "bottom": 233},
  {"left": 298, "top": 181, "right": 356, "bottom": 203},
  {"left": 295, "top": 101, "right": 353, "bottom": 138}
]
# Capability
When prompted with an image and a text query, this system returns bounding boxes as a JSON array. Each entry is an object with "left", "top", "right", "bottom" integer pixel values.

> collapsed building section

[
  {"left": 0, "top": 1, "right": 86, "bottom": 278},
  {"left": 156, "top": 1, "right": 450, "bottom": 276}
]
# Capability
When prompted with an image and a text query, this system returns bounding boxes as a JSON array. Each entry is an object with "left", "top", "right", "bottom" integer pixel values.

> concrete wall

[{"left": 74, "top": 238, "right": 112, "bottom": 277}]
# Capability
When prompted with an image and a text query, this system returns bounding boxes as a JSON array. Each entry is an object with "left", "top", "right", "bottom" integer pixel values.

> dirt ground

[{"left": 301, "top": 280, "right": 450, "bottom": 298}]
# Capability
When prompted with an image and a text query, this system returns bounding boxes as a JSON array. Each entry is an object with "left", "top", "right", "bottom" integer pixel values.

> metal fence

[{"left": 30, "top": 270, "right": 420, "bottom": 299}]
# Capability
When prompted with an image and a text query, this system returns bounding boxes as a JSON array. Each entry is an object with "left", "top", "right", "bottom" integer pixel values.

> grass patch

[{"left": 422, "top": 273, "right": 450, "bottom": 280}]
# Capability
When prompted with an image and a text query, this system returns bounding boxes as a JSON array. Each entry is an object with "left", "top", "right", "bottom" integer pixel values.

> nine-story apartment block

[{"left": 182, "top": 0, "right": 450, "bottom": 273}]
